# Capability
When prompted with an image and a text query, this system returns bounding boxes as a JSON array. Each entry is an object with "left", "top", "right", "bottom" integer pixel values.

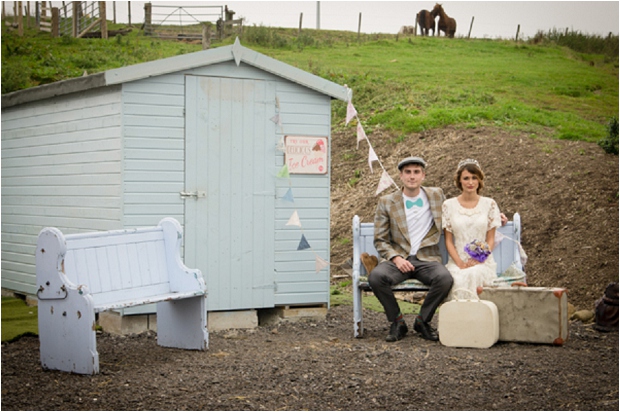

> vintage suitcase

[
  {"left": 478, "top": 285, "right": 569, "bottom": 345},
  {"left": 438, "top": 298, "right": 499, "bottom": 348}
]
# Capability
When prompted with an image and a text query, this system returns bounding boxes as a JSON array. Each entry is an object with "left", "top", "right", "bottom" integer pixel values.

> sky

[{"left": 45, "top": 1, "right": 620, "bottom": 39}]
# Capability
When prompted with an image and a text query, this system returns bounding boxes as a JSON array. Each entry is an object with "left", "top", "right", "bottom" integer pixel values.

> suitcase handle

[{"left": 452, "top": 288, "right": 480, "bottom": 301}]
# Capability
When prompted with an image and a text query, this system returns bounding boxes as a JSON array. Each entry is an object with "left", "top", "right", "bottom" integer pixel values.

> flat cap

[{"left": 397, "top": 156, "right": 427, "bottom": 170}]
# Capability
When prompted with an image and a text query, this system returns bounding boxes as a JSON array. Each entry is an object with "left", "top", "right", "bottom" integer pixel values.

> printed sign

[{"left": 285, "top": 136, "right": 328, "bottom": 174}]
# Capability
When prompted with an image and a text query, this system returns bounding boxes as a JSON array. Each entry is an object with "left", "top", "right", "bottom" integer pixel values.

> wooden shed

[{"left": 1, "top": 39, "right": 348, "bottom": 323}]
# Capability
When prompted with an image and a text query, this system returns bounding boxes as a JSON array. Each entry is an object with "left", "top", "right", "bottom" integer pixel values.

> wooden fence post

[
  {"left": 357, "top": 12, "right": 362, "bottom": 42},
  {"left": 18, "top": 1, "right": 24, "bottom": 36},
  {"left": 299, "top": 12, "right": 302, "bottom": 35},
  {"left": 72, "top": 1, "right": 79, "bottom": 37},
  {"left": 202, "top": 24, "right": 210, "bottom": 49},
  {"left": 99, "top": 1, "right": 107, "bottom": 39},
  {"left": 128, "top": 1, "right": 131, "bottom": 27},
  {"left": 467, "top": 16, "right": 474, "bottom": 39},
  {"left": 144, "top": 2, "right": 151, "bottom": 35},
  {"left": 112, "top": 1, "right": 116, "bottom": 24},
  {"left": 51, "top": 7, "right": 59, "bottom": 37},
  {"left": 515, "top": 24, "right": 520, "bottom": 41}
]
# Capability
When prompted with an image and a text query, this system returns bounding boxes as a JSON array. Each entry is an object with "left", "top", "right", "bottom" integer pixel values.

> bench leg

[
  {"left": 38, "top": 290, "right": 99, "bottom": 374},
  {"left": 353, "top": 284, "right": 364, "bottom": 338},
  {"left": 157, "top": 295, "right": 208, "bottom": 350}
]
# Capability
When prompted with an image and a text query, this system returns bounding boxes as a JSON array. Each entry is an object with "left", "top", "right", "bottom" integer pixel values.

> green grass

[
  {"left": 330, "top": 286, "right": 420, "bottom": 315},
  {"left": 2, "top": 21, "right": 618, "bottom": 144},
  {"left": 1, "top": 297, "right": 38, "bottom": 343}
]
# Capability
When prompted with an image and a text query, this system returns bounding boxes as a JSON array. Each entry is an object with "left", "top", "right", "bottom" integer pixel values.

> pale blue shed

[{"left": 1, "top": 39, "right": 349, "bottom": 319}]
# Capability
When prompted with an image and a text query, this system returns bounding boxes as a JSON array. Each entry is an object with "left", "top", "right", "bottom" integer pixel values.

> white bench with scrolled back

[
  {"left": 35, "top": 218, "right": 208, "bottom": 375},
  {"left": 352, "top": 213, "right": 525, "bottom": 338}
]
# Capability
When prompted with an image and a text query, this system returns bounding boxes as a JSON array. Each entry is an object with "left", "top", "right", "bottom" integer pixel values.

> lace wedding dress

[{"left": 442, "top": 196, "right": 501, "bottom": 300}]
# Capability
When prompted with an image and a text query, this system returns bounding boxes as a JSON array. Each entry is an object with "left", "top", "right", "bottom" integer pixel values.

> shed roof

[{"left": 2, "top": 38, "right": 350, "bottom": 109}]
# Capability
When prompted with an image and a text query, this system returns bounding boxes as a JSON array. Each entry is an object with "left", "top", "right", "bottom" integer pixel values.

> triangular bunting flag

[
  {"left": 297, "top": 234, "right": 311, "bottom": 250},
  {"left": 270, "top": 114, "right": 280, "bottom": 124},
  {"left": 276, "top": 136, "right": 286, "bottom": 152},
  {"left": 356, "top": 123, "right": 367, "bottom": 149},
  {"left": 282, "top": 188, "right": 294, "bottom": 203},
  {"left": 376, "top": 170, "right": 395, "bottom": 195},
  {"left": 286, "top": 210, "right": 301, "bottom": 227},
  {"left": 276, "top": 164, "right": 290, "bottom": 178},
  {"left": 346, "top": 101, "right": 357, "bottom": 125},
  {"left": 368, "top": 146, "right": 379, "bottom": 173},
  {"left": 315, "top": 255, "right": 330, "bottom": 273}
]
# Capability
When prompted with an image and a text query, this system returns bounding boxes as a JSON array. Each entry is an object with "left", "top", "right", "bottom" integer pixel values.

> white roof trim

[
  {"left": 104, "top": 38, "right": 348, "bottom": 101},
  {"left": 2, "top": 39, "right": 349, "bottom": 109}
]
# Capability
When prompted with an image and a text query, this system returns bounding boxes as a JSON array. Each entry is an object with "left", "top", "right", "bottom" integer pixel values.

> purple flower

[{"left": 464, "top": 239, "right": 491, "bottom": 263}]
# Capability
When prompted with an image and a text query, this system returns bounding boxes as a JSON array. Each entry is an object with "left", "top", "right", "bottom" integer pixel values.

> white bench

[
  {"left": 35, "top": 218, "right": 208, "bottom": 375},
  {"left": 352, "top": 213, "right": 525, "bottom": 338}
]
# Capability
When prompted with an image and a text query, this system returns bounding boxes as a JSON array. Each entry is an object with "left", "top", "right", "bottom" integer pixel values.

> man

[{"left": 369, "top": 156, "right": 452, "bottom": 342}]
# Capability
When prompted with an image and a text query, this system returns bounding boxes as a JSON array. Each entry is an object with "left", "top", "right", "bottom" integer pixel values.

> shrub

[{"left": 598, "top": 117, "right": 619, "bottom": 154}]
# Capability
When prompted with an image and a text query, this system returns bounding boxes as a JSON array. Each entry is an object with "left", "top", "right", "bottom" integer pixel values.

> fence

[{"left": 144, "top": 3, "right": 242, "bottom": 41}]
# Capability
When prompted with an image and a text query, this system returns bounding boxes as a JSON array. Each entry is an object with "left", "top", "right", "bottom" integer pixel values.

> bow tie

[{"left": 406, "top": 198, "right": 424, "bottom": 209}]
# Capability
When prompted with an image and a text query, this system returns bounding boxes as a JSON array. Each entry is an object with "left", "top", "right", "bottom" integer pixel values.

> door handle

[{"left": 180, "top": 191, "right": 206, "bottom": 199}]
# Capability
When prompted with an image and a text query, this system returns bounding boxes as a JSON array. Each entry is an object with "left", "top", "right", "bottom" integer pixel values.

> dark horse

[
  {"left": 417, "top": 9, "right": 435, "bottom": 36},
  {"left": 431, "top": 3, "right": 456, "bottom": 38}
]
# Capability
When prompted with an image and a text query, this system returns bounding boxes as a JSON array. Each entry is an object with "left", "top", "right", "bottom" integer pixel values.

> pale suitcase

[
  {"left": 438, "top": 299, "right": 500, "bottom": 348},
  {"left": 478, "top": 286, "right": 569, "bottom": 345}
]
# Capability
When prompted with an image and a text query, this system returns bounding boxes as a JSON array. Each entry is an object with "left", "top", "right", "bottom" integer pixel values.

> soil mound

[{"left": 330, "top": 126, "right": 619, "bottom": 311}]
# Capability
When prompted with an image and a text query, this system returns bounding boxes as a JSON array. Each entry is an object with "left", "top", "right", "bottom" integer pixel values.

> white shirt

[{"left": 403, "top": 190, "right": 434, "bottom": 257}]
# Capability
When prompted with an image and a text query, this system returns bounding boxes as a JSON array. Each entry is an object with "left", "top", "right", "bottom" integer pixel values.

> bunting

[
  {"left": 344, "top": 86, "right": 400, "bottom": 194},
  {"left": 356, "top": 123, "right": 367, "bottom": 149},
  {"left": 274, "top": 85, "right": 401, "bottom": 274},
  {"left": 297, "top": 234, "right": 311, "bottom": 251},
  {"left": 286, "top": 210, "right": 301, "bottom": 227}
]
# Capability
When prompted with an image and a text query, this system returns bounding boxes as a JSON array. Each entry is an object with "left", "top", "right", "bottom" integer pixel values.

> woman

[{"left": 442, "top": 159, "right": 501, "bottom": 300}]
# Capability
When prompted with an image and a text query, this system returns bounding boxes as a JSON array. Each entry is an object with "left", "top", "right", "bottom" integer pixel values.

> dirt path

[{"left": 1, "top": 304, "right": 618, "bottom": 411}]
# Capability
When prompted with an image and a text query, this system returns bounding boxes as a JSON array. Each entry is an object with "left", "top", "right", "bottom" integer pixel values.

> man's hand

[{"left": 391, "top": 256, "right": 415, "bottom": 273}]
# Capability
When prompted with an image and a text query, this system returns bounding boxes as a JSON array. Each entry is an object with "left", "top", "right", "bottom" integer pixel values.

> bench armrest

[{"left": 160, "top": 218, "right": 207, "bottom": 295}]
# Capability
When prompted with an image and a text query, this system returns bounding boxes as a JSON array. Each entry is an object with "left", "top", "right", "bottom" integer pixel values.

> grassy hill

[{"left": 2, "top": 23, "right": 618, "bottom": 142}]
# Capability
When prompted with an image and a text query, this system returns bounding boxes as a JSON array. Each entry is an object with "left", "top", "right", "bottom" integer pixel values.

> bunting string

[{"left": 275, "top": 86, "right": 398, "bottom": 273}]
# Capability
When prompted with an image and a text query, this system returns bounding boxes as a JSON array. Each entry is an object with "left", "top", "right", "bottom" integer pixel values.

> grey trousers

[{"left": 368, "top": 256, "right": 453, "bottom": 323}]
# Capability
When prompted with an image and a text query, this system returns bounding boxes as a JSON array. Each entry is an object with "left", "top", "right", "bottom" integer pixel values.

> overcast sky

[{"left": 54, "top": 1, "right": 619, "bottom": 39}]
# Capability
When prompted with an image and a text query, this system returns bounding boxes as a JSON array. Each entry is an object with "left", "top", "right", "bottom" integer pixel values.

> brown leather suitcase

[{"left": 478, "top": 285, "right": 569, "bottom": 345}]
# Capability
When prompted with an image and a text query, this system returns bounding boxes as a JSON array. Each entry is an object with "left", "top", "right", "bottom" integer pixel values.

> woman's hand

[{"left": 457, "top": 258, "right": 481, "bottom": 269}]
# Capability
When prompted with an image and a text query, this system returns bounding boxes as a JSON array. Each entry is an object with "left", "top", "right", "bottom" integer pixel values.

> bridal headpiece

[{"left": 457, "top": 158, "right": 481, "bottom": 171}]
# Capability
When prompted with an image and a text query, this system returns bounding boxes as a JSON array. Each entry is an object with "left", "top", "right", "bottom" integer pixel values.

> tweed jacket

[{"left": 373, "top": 186, "right": 445, "bottom": 263}]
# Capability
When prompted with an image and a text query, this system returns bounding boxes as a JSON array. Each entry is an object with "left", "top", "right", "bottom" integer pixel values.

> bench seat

[
  {"left": 352, "top": 213, "right": 525, "bottom": 338},
  {"left": 36, "top": 218, "right": 208, "bottom": 374}
]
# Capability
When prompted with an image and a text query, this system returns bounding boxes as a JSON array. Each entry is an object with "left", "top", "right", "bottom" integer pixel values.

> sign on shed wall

[{"left": 285, "top": 136, "right": 328, "bottom": 174}]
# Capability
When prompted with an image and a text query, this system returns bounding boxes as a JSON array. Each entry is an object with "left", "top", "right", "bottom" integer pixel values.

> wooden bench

[
  {"left": 352, "top": 213, "right": 525, "bottom": 338},
  {"left": 36, "top": 218, "right": 208, "bottom": 374}
]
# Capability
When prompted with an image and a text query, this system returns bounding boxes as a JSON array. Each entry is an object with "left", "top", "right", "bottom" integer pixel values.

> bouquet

[{"left": 464, "top": 239, "right": 491, "bottom": 263}]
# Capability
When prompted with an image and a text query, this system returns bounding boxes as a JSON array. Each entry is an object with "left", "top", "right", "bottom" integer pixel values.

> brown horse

[
  {"left": 417, "top": 9, "right": 435, "bottom": 36},
  {"left": 431, "top": 3, "right": 456, "bottom": 38}
]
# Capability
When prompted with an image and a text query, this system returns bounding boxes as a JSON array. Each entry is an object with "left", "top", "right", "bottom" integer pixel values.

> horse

[
  {"left": 417, "top": 9, "right": 435, "bottom": 36},
  {"left": 431, "top": 3, "right": 456, "bottom": 38}
]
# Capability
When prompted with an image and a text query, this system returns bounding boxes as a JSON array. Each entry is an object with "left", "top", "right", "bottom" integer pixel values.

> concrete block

[
  {"left": 273, "top": 306, "right": 328, "bottom": 322},
  {"left": 98, "top": 311, "right": 157, "bottom": 335},
  {"left": 208, "top": 310, "right": 258, "bottom": 331}
]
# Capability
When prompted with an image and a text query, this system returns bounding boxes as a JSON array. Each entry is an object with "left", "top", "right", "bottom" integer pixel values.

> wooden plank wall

[{"left": 1, "top": 87, "right": 123, "bottom": 294}]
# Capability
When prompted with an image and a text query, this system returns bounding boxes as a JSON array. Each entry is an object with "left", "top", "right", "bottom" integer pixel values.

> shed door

[{"left": 184, "top": 75, "right": 276, "bottom": 311}]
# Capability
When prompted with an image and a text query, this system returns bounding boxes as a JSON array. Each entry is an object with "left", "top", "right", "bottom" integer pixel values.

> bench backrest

[
  {"left": 63, "top": 225, "right": 174, "bottom": 308},
  {"left": 353, "top": 213, "right": 523, "bottom": 276}
]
